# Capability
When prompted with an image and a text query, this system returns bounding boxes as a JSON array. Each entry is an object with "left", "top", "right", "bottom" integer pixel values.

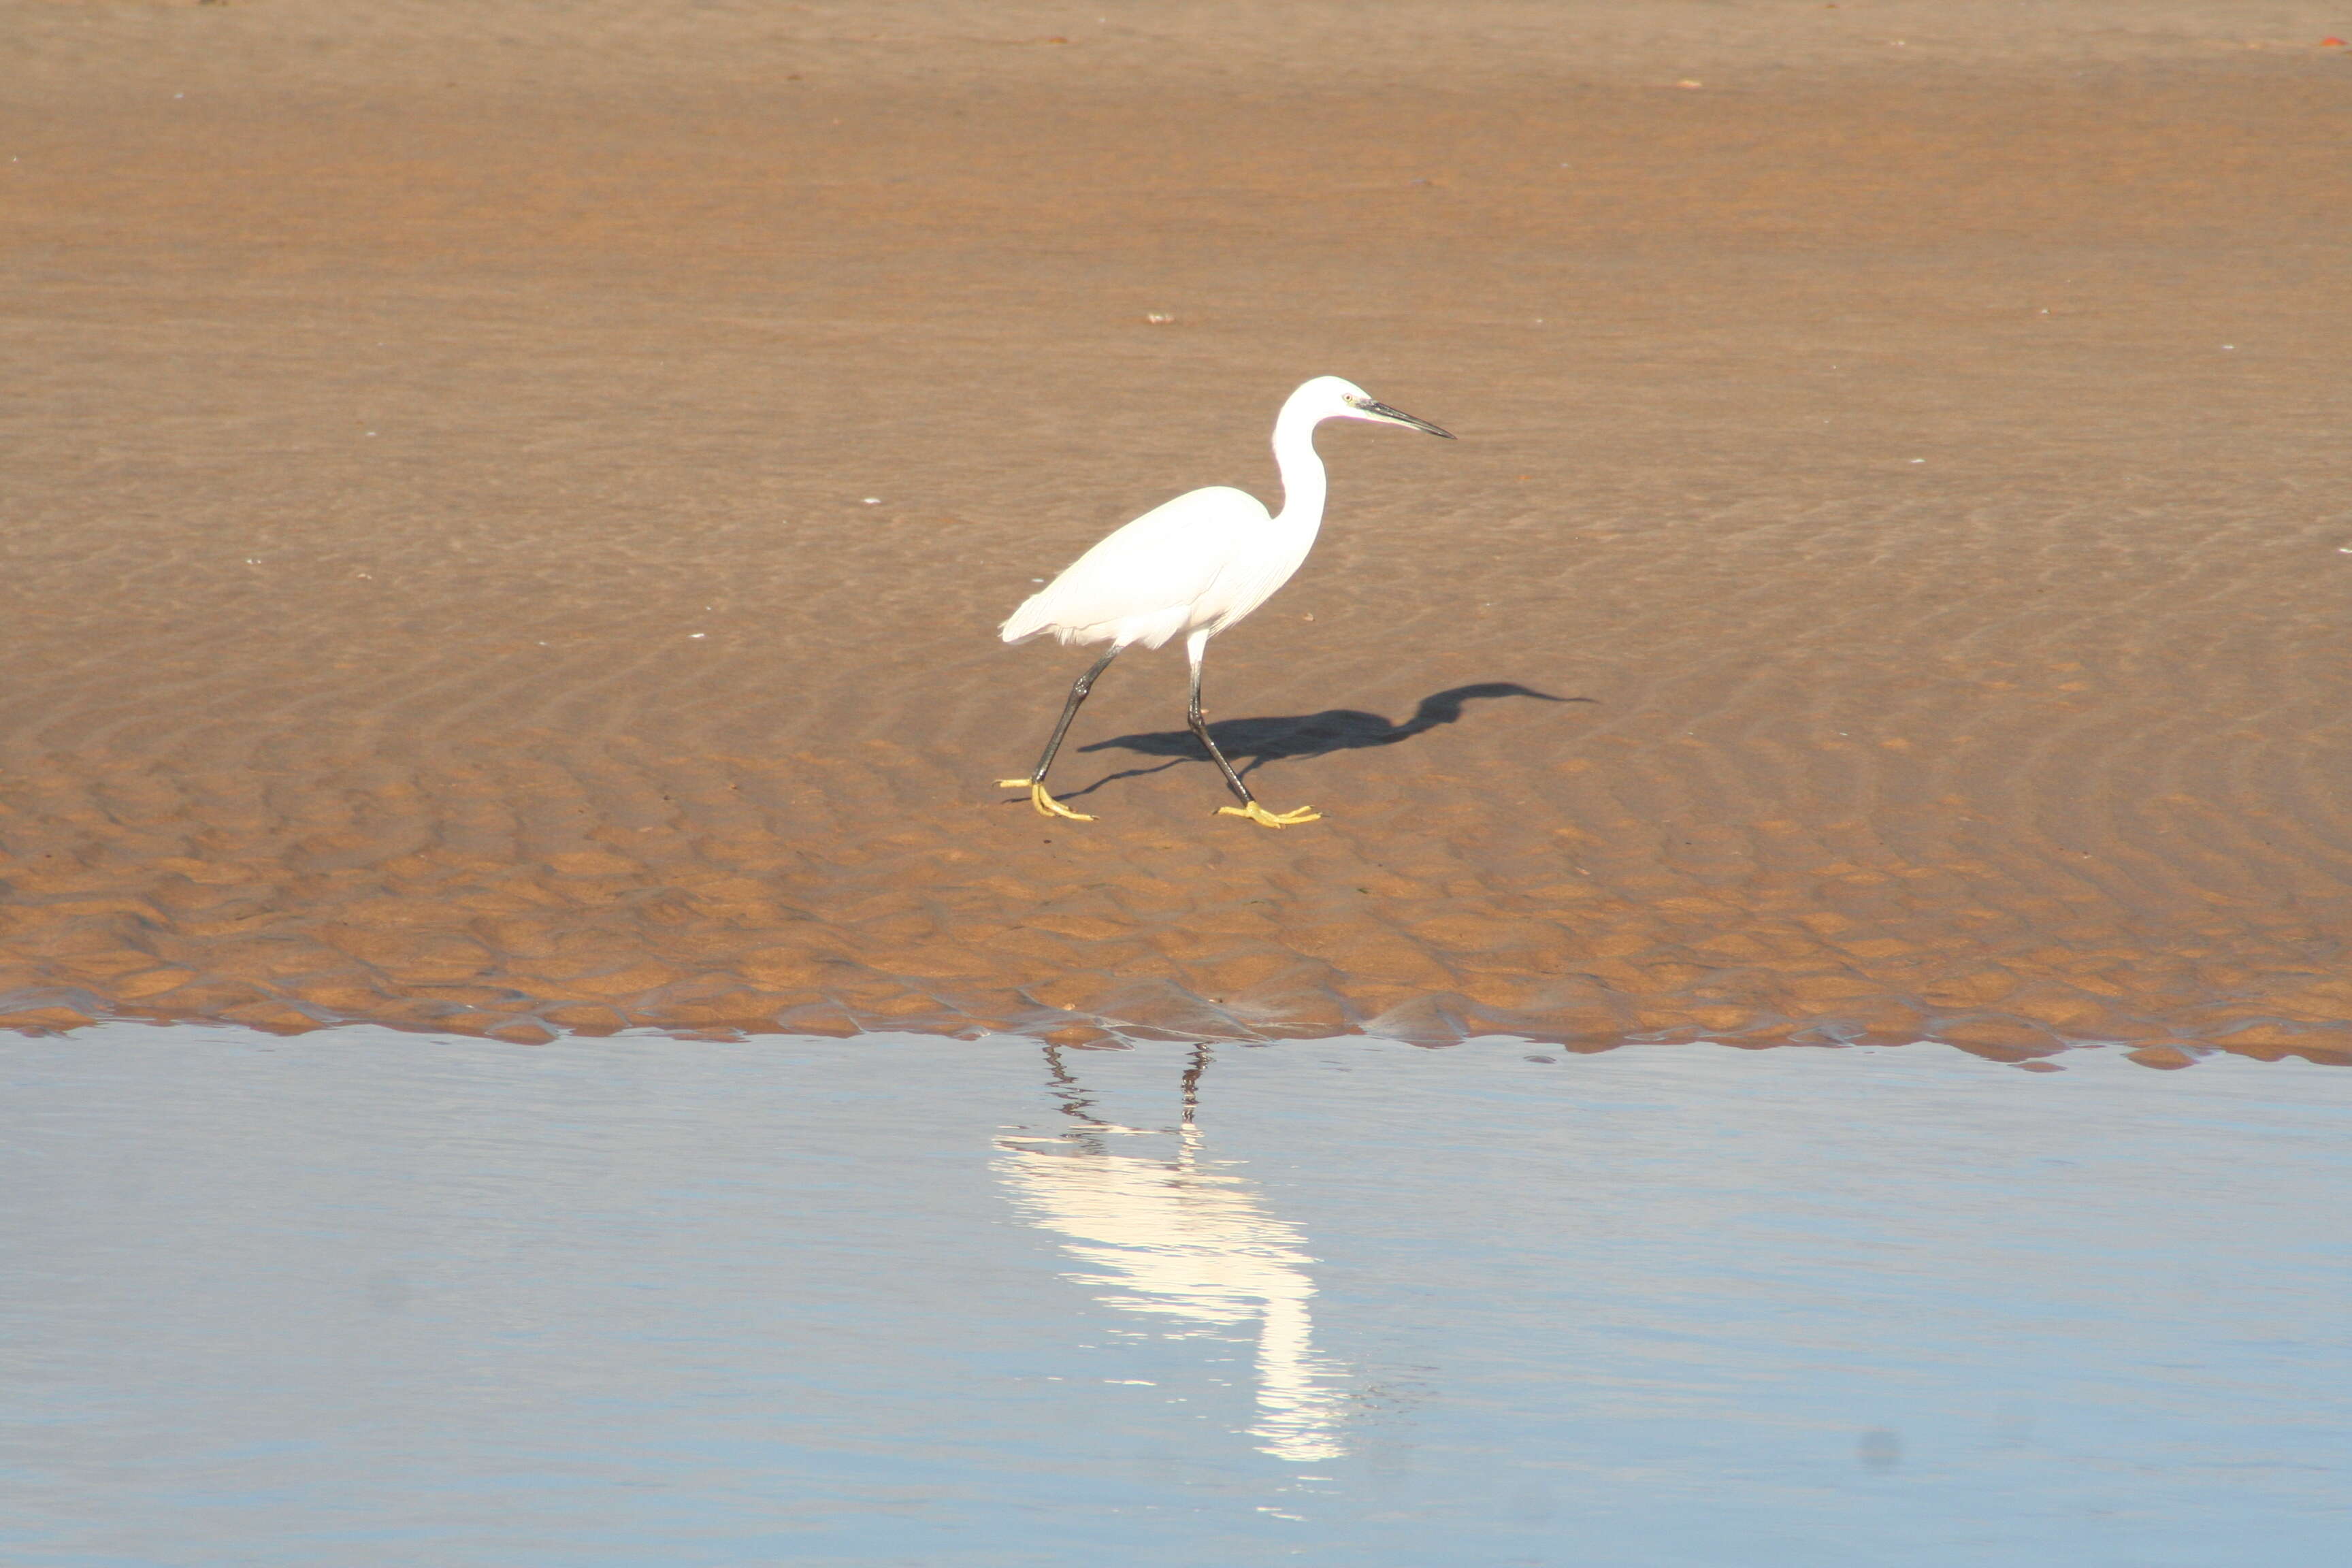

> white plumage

[
  {"left": 998, "top": 375, "right": 1454, "bottom": 828},
  {"left": 998, "top": 485, "right": 1275, "bottom": 651}
]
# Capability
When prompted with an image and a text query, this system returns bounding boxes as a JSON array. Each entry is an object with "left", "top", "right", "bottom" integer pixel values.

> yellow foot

[
  {"left": 998, "top": 778, "right": 1095, "bottom": 822},
  {"left": 1217, "top": 801, "right": 1322, "bottom": 829}
]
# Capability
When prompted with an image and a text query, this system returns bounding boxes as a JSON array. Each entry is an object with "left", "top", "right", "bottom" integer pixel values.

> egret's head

[{"left": 1295, "top": 375, "right": 1456, "bottom": 439}]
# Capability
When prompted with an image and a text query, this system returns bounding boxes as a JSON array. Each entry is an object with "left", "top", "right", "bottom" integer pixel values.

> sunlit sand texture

[{"left": 5, "top": 3, "right": 2351, "bottom": 1061}]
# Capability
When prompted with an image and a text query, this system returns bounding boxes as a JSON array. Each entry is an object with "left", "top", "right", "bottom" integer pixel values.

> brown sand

[{"left": 5, "top": 1, "right": 2351, "bottom": 1061}]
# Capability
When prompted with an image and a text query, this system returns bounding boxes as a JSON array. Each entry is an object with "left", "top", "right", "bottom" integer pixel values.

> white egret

[{"left": 997, "top": 376, "right": 1454, "bottom": 828}]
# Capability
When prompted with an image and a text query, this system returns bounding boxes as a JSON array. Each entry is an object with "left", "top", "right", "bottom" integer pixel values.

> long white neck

[{"left": 1269, "top": 392, "right": 1330, "bottom": 530}]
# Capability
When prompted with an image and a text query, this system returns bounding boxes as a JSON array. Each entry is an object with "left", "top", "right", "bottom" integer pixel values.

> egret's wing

[{"left": 1002, "top": 485, "right": 1269, "bottom": 645}]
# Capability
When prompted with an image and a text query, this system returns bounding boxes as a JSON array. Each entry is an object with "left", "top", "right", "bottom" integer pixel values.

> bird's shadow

[{"left": 1062, "top": 681, "right": 1590, "bottom": 798}]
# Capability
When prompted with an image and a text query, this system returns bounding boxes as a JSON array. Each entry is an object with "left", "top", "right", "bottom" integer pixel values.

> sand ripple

[{"left": 5, "top": 2, "right": 2349, "bottom": 1066}]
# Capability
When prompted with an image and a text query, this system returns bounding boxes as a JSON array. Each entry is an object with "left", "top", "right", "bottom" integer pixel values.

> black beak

[{"left": 1366, "top": 401, "right": 1456, "bottom": 440}]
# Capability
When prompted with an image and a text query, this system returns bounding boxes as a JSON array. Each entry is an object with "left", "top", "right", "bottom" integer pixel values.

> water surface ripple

[{"left": 3, "top": 1025, "right": 2345, "bottom": 1565}]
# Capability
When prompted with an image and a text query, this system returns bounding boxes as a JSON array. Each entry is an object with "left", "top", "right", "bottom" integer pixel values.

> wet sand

[{"left": 5, "top": 2, "right": 2351, "bottom": 1058}]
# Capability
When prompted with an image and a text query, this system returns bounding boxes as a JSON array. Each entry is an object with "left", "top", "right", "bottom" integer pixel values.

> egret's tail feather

[{"left": 998, "top": 593, "right": 1051, "bottom": 645}]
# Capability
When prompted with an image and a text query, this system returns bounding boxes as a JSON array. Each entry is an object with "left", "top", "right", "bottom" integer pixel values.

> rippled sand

[{"left": 5, "top": 2, "right": 2350, "bottom": 1061}]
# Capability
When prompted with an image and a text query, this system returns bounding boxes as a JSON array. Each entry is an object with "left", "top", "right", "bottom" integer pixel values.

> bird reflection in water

[{"left": 996, "top": 1043, "right": 1350, "bottom": 1463}]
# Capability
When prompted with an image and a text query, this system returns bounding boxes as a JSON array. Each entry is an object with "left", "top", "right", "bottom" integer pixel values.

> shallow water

[{"left": 4, "top": 1026, "right": 2345, "bottom": 1565}]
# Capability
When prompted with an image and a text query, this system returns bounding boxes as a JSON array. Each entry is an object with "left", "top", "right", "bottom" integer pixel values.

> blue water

[{"left": 2, "top": 1027, "right": 2345, "bottom": 1565}]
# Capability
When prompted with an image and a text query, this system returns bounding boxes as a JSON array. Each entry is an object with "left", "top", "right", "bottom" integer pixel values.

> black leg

[
  {"left": 1187, "top": 638, "right": 1320, "bottom": 828},
  {"left": 1028, "top": 646, "right": 1121, "bottom": 785},
  {"left": 1188, "top": 656, "right": 1257, "bottom": 807}
]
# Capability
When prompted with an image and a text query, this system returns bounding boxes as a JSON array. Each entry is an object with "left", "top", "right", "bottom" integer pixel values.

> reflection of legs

[
  {"left": 1000, "top": 646, "right": 1121, "bottom": 820},
  {"left": 1189, "top": 633, "right": 1319, "bottom": 828},
  {"left": 1179, "top": 1042, "right": 1211, "bottom": 1126}
]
